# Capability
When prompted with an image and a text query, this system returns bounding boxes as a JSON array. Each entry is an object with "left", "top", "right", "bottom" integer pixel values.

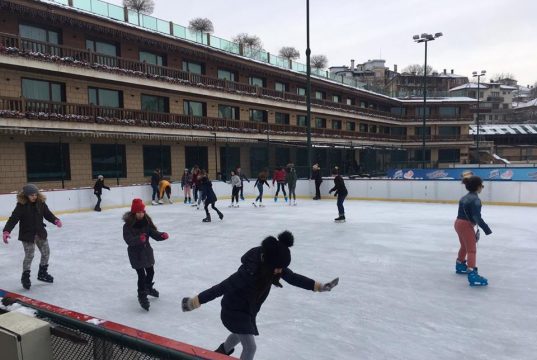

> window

[
  {"left": 439, "top": 107, "right": 460, "bottom": 118},
  {"left": 184, "top": 100, "right": 206, "bottom": 116},
  {"left": 391, "top": 127, "right": 407, "bottom": 136},
  {"left": 249, "top": 109, "right": 268, "bottom": 122},
  {"left": 250, "top": 147, "right": 268, "bottom": 176},
  {"left": 297, "top": 115, "right": 307, "bottom": 127},
  {"left": 26, "top": 142, "right": 70, "bottom": 182},
  {"left": 182, "top": 60, "right": 204, "bottom": 75},
  {"left": 332, "top": 119, "right": 342, "bottom": 130},
  {"left": 416, "top": 107, "right": 431, "bottom": 116},
  {"left": 438, "top": 149, "right": 460, "bottom": 163},
  {"left": 315, "top": 91, "right": 325, "bottom": 100},
  {"left": 346, "top": 121, "right": 356, "bottom": 131},
  {"left": 410, "top": 149, "right": 431, "bottom": 162},
  {"left": 415, "top": 127, "right": 431, "bottom": 136},
  {"left": 276, "top": 148, "right": 291, "bottom": 164},
  {"left": 390, "top": 107, "right": 407, "bottom": 116},
  {"left": 491, "top": 91, "right": 500, "bottom": 97},
  {"left": 91, "top": 144, "right": 127, "bottom": 178},
  {"left": 438, "top": 126, "right": 460, "bottom": 137},
  {"left": 332, "top": 95, "right": 341, "bottom": 103},
  {"left": 139, "top": 51, "right": 165, "bottom": 66},
  {"left": 185, "top": 146, "right": 208, "bottom": 171},
  {"left": 19, "top": 24, "right": 60, "bottom": 55},
  {"left": 359, "top": 123, "right": 368, "bottom": 132},
  {"left": 297, "top": 87, "right": 306, "bottom": 96},
  {"left": 141, "top": 94, "right": 169, "bottom": 113},
  {"left": 346, "top": 98, "right": 354, "bottom": 106},
  {"left": 143, "top": 145, "right": 171, "bottom": 177},
  {"left": 22, "top": 78, "right": 64, "bottom": 102},
  {"left": 218, "top": 105, "right": 240, "bottom": 120},
  {"left": 275, "top": 112, "right": 290, "bottom": 125},
  {"left": 275, "top": 82, "right": 288, "bottom": 92},
  {"left": 89, "top": 87, "right": 123, "bottom": 108},
  {"left": 249, "top": 76, "right": 265, "bottom": 87},
  {"left": 218, "top": 69, "right": 236, "bottom": 82},
  {"left": 370, "top": 125, "right": 377, "bottom": 133},
  {"left": 315, "top": 117, "right": 326, "bottom": 128},
  {"left": 86, "top": 39, "right": 118, "bottom": 66}
]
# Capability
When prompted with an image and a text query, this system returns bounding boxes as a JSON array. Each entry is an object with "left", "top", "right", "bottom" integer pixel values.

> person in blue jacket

[{"left": 181, "top": 231, "right": 339, "bottom": 360}]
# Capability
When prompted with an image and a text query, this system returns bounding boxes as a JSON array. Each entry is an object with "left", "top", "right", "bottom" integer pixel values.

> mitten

[
  {"left": 54, "top": 219, "right": 63, "bottom": 228},
  {"left": 161, "top": 232, "right": 169, "bottom": 240},
  {"left": 181, "top": 296, "right": 200, "bottom": 312},
  {"left": 139, "top": 233, "right": 147, "bottom": 243},
  {"left": 2, "top": 231, "right": 10, "bottom": 244},
  {"left": 314, "top": 277, "right": 339, "bottom": 292}
]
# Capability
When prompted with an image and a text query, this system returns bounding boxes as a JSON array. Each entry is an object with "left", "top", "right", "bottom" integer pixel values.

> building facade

[{"left": 0, "top": 0, "right": 474, "bottom": 193}]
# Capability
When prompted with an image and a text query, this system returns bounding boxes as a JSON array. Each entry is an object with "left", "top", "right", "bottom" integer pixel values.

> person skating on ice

[
  {"left": 455, "top": 176, "right": 492, "bottom": 286},
  {"left": 181, "top": 168, "right": 193, "bottom": 204},
  {"left": 312, "top": 164, "right": 323, "bottom": 200},
  {"left": 158, "top": 178, "right": 173, "bottom": 204},
  {"left": 150, "top": 168, "right": 162, "bottom": 205},
  {"left": 123, "top": 199, "right": 169, "bottom": 311},
  {"left": 286, "top": 163, "right": 297, "bottom": 206},
  {"left": 3, "top": 184, "right": 62, "bottom": 290},
  {"left": 272, "top": 166, "right": 287, "bottom": 202},
  {"left": 229, "top": 170, "right": 241, "bottom": 208},
  {"left": 191, "top": 166, "right": 201, "bottom": 208},
  {"left": 181, "top": 230, "right": 339, "bottom": 360},
  {"left": 236, "top": 166, "right": 250, "bottom": 201},
  {"left": 93, "top": 175, "right": 110, "bottom": 212},
  {"left": 200, "top": 173, "right": 223, "bottom": 222},
  {"left": 328, "top": 167, "right": 348, "bottom": 222},
  {"left": 253, "top": 169, "right": 270, "bottom": 207}
]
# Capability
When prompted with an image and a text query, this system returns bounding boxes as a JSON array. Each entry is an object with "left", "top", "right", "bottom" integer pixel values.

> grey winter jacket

[{"left": 231, "top": 174, "right": 241, "bottom": 188}]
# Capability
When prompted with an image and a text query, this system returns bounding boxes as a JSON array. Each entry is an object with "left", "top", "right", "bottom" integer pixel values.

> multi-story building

[
  {"left": 387, "top": 69, "right": 468, "bottom": 98},
  {"left": 0, "top": 0, "right": 475, "bottom": 193},
  {"left": 329, "top": 59, "right": 397, "bottom": 93}
]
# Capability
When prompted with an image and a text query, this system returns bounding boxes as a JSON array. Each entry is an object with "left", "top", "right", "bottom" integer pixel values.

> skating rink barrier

[
  {"left": 1, "top": 179, "right": 536, "bottom": 219},
  {"left": 0, "top": 289, "right": 236, "bottom": 360}
]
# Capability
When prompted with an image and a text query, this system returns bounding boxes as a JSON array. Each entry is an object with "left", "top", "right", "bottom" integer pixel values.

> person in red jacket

[{"left": 272, "top": 167, "right": 287, "bottom": 202}]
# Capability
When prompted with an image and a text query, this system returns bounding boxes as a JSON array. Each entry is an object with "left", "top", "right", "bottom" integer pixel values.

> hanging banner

[{"left": 387, "top": 168, "right": 537, "bottom": 181}]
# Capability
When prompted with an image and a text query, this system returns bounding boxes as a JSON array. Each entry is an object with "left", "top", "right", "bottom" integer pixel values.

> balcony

[
  {"left": 0, "top": 97, "right": 472, "bottom": 144},
  {"left": 486, "top": 96, "right": 504, "bottom": 102}
]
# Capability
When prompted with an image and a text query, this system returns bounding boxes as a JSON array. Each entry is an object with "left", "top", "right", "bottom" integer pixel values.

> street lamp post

[
  {"left": 472, "top": 70, "right": 486, "bottom": 164},
  {"left": 413, "top": 32, "right": 443, "bottom": 168},
  {"left": 306, "top": 0, "right": 312, "bottom": 179}
]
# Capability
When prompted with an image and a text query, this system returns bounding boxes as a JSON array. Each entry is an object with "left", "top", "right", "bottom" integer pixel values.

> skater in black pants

[
  {"left": 123, "top": 199, "right": 169, "bottom": 311},
  {"left": 328, "top": 167, "right": 348, "bottom": 222},
  {"left": 150, "top": 168, "right": 162, "bottom": 205},
  {"left": 236, "top": 167, "right": 250, "bottom": 201},
  {"left": 229, "top": 170, "right": 241, "bottom": 207},
  {"left": 312, "top": 164, "right": 323, "bottom": 200},
  {"left": 253, "top": 170, "right": 270, "bottom": 207},
  {"left": 93, "top": 175, "right": 110, "bottom": 211},
  {"left": 200, "top": 176, "right": 223, "bottom": 222},
  {"left": 182, "top": 230, "right": 339, "bottom": 360},
  {"left": 286, "top": 163, "right": 298, "bottom": 206}
]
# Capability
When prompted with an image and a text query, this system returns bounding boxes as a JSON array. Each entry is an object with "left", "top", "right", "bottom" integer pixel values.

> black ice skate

[
  {"left": 138, "top": 291, "right": 150, "bottom": 311},
  {"left": 37, "top": 265, "right": 54, "bottom": 283},
  {"left": 215, "top": 343, "right": 235, "bottom": 356},
  {"left": 146, "top": 282, "right": 159, "bottom": 298},
  {"left": 334, "top": 214, "right": 346, "bottom": 223},
  {"left": 202, "top": 216, "right": 212, "bottom": 222},
  {"left": 218, "top": 211, "right": 224, "bottom": 220},
  {"left": 21, "top": 270, "right": 31, "bottom": 290}
]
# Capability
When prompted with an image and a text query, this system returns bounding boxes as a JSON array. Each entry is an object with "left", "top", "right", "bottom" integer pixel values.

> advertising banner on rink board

[{"left": 387, "top": 168, "right": 537, "bottom": 181}]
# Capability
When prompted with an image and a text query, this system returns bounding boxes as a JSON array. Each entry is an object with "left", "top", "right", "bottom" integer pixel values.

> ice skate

[
  {"left": 184, "top": 197, "right": 187, "bottom": 204},
  {"left": 334, "top": 214, "right": 346, "bottom": 223},
  {"left": 468, "top": 268, "right": 488, "bottom": 286},
  {"left": 215, "top": 343, "right": 234, "bottom": 356},
  {"left": 252, "top": 201, "right": 258, "bottom": 207},
  {"left": 168, "top": 199, "right": 173, "bottom": 204},
  {"left": 151, "top": 200, "right": 158, "bottom": 205},
  {"left": 259, "top": 203, "right": 265, "bottom": 207},
  {"left": 293, "top": 200, "right": 297, "bottom": 206},
  {"left": 456, "top": 260, "right": 469, "bottom": 274},
  {"left": 138, "top": 291, "right": 150, "bottom": 311},
  {"left": 188, "top": 197, "right": 192, "bottom": 204},
  {"left": 235, "top": 204, "right": 239, "bottom": 208},
  {"left": 146, "top": 282, "right": 159, "bottom": 298},
  {"left": 274, "top": 196, "right": 278, "bottom": 202},
  {"left": 94, "top": 206, "right": 101, "bottom": 212},
  {"left": 228, "top": 203, "right": 234, "bottom": 208},
  {"left": 202, "top": 215, "right": 211, "bottom": 222},
  {"left": 37, "top": 265, "right": 54, "bottom": 283},
  {"left": 158, "top": 199, "right": 164, "bottom": 204},
  {"left": 218, "top": 211, "right": 224, "bottom": 220},
  {"left": 284, "top": 196, "right": 288, "bottom": 202},
  {"left": 21, "top": 270, "right": 31, "bottom": 290}
]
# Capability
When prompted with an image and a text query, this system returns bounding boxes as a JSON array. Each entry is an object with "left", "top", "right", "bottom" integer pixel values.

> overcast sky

[{"left": 109, "top": 0, "right": 536, "bottom": 87}]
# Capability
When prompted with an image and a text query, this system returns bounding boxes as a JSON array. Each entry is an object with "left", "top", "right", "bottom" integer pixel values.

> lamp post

[
  {"left": 472, "top": 70, "right": 486, "bottom": 164},
  {"left": 413, "top": 32, "right": 442, "bottom": 168},
  {"left": 306, "top": 0, "right": 312, "bottom": 179},
  {"left": 210, "top": 132, "right": 218, "bottom": 179}
]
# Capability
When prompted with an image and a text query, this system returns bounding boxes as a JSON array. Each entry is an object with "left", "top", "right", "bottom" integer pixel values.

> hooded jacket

[{"left": 122, "top": 214, "right": 165, "bottom": 269}]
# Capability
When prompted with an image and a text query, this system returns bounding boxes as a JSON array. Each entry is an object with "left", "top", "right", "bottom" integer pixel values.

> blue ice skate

[
  {"left": 284, "top": 196, "right": 288, "bottom": 202},
  {"left": 468, "top": 268, "right": 488, "bottom": 286},
  {"left": 274, "top": 196, "right": 278, "bottom": 202},
  {"left": 455, "top": 260, "right": 468, "bottom": 274}
]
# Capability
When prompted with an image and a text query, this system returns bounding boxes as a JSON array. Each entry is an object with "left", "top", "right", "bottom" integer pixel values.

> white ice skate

[
  {"left": 168, "top": 199, "right": 173, "bottom": 204},
  {"left": 158, "top": 199, "right": 164, "bottom": 204},
  {"left": 252, "top": 201, "right": 258, "bottom": 207},
  {"left": 151, "top": 200, "right": 158, "bottom": 205}
]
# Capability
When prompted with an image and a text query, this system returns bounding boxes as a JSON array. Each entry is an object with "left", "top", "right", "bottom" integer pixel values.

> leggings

[
  {"left": 232, "top": 186, "right": 240, "bottom": 203},
  {"left": 223, "top": 333, "right": 257, "bottom": 360},
  {"left": 22, "top": 236, "right": 50, "bottom": 271},
  {"left": 275, "top": 183, "right": 287, "bottom": 197},
  {"left": 288, "top": 184, "right": 296, "bottom": 200},
  {"left": 454, "top": 219, "right": 477, "bottom": 268},
  {"left": 135, "top": 266, "right": 155, "bottom": 293},
  {"left": 95, "top": 193, "right": 102, "bottom": 209},
  {"left": 183, "top": 185, "right": 191, "bottom": 198},
  {"left": 255, "top": 183, "right": 264, "bottom": 202},
  {"left": 204, "top": 201, "right": 222, "bottom": 217}
]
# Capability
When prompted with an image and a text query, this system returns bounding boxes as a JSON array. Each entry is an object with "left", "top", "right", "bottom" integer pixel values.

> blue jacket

[
  {"left": 457, "top": 192, "right": 492, "bottom": 235},
  {"left": 198, "top": 246, "right": 315, "bottom": 335}
]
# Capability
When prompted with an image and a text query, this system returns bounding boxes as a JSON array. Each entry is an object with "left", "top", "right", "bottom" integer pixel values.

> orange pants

[{"left": 454, "top": 218, "right": 477, "bottom": 268}]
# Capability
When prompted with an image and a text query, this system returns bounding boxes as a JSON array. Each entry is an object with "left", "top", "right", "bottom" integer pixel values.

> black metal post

[
  {"left": 213, "top": 133, "right": 218, "bottom": 179},
  {"left": 115, "top": 139, "right": 119, "bottom": 186},
  {"left": 306, "top": 0, "right": 312, "bottom": 179},
  {"left": 59, "top": 136, "right": 65, "bottom": 189},
  {"left": 476, "top": 76, "right": 481, "bottom": 164},
  {"left": 421, "top": 41, "right": 428, "bottom": 169}
]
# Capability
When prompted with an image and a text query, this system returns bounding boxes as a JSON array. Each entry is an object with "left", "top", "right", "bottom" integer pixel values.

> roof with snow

[
  {"left": 513, "top": 98, "right": 537, "bottom": 109},
  {"left": 399, "top": 97, "right": 476, "bottom": 103},
  {"left": 449, "top": 83, "right": 517, "bottom": 92},
  {"left": 469, "top": 124, "right": 537, "bottom": 135}
]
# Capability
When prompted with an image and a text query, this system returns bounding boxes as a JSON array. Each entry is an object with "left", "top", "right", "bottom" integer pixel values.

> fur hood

[{"left": 16, "top": 191, "right": 46, "bottom": 205}]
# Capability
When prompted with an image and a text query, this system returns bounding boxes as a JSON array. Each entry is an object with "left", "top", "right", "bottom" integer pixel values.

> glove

[
  {"left": 2, "top": 231, "right": 10, "bottom": 244},
  {"left": 315, "top": 277, "right": 339, "bottom": 292},
  {"left": 161, "top": 232, "right": 169, "bottom": 240},
  {"left": 181, "top": 296, "right": 200, "bottom": 312},
  {"left": 54, "top": 219, "right": 63, "bottom": 228},
  {"left": 139, "top": 233, "right": 147, "bottom": 243},
  {"left": 333, "top": 193, "right": 337, "bottom": 197}
]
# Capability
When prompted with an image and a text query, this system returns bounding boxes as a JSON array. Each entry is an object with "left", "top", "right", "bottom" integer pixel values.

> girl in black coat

[
  {"left": 93, "top": 175, "right": 110, "bottom": 212},
  {"left": 2, "top": 184, "right": 62, "bottom": 290},
  {"left": 200, "top": 175, "right": 223, "bottom": 222},
  {"left": 123, "top": 198, "right": 169, "bottom": 311},
  {"left": 328, "top": 167, "right": 348, "bottom": 222},
  {"left": 182, "top": 231, "right": 339, "bottom": 360}
]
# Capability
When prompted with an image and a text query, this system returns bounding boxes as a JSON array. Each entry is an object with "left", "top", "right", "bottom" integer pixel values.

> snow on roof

[
  {"left": 449, "top": 83, "right": 489, "bottom": 91},
  {"left": 469, "top": 124, "right": 537, "bottom": 135},
  {"left": 399, "top": 97, "right": 476, "bottom": 103},
  {"left": 500, "top": 85, "right": 517, "bottom": 90},
  {"left": 514, "top": 98, "right": 537, "bottom": 109}
]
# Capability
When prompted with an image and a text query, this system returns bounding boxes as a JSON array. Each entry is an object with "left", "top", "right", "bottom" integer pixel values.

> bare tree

[
  {"left": 123, "top": 0, "right": 155, "bottom": 24},
  {"left": 310, "top": 54, "right": 328, "bottom": 69},
  {"left": 492, "top": 73, "right": 516, "bottom": 82},
  {"left": 233, "top": 33, "right": 263, "bottom": 56},
  {"left": 402, "top": 64, "right": 434, "bottom": 75},
  {"left": 279, "top": 46, "right": 300, "bottom": 61},
  {"left": 189, "top": 18, "right": 214, "bottom": 33}
]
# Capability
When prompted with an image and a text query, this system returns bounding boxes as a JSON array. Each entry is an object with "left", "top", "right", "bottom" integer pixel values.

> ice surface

[{"left": 1, "top": 199, "right": 536, "bottom": 360}]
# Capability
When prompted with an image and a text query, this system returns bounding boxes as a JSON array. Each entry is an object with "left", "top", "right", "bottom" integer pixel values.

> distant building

[
  {"left": 387, "top": 69, "right": 468, "bottom": 98},
  {"left": 329, "top": 59, "right": 397, "bottom": 94}
]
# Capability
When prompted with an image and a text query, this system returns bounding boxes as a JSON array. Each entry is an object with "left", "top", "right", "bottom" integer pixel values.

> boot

[
  {"left": 21, "top": 270, "right": 31, "bottom": 290},
  {"left": 217, "top": 211, "right": 224, "bottom": 220},
  {"left": 334, "top": 214, "right": 346, "bottom": 223},
  {"left": 455, "top": 260, "right": 468, "bottom": 274},
  {"left": 215, "top": 343, "right": 234, "bottom": 356},
  {"left": 467, "top": 268, "right": 488, "bottom": 286},
  {"left": 203, "top": 215, "right": 212, "bottom": 222},
  {"left": 184, "top": 197, "right": 187, "bottom": 204},
  {"left": 94, "top": 206, "right": 101, "bottom": 212},
  {"left": 37, "top": 265, "right": 54, "bottom": 283},
  {"left": 146, "top": 282, "right": 159, "bottom": 298},
  {"left": 188, "top": 197, "right": 191, "bottom": 204},
  {"left": 138, "top": 291, "right": 150, "bottom": 311},
  {"left": 274, "top": 196, "right": 278, "bottom": 202},
  {"left": 284, "top": 196, "right": 288, "bottom": 202}
]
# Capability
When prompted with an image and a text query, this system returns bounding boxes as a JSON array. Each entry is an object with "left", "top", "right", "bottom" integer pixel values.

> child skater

[
  {"left": 200, "top": 174, "right": 224, "bottom": 222},
  {"left": 286, "top": 163, "right": 297, "bottom": 206},
  {"left": 229, "top": 170, "right": 241, "bottom": 208},
  {"left": 328, "top": 166, "right": 348, "bottom": 223},
  {"left": 181, "top": 168, "right": 193, "bottom": 204},
  {"left": 182, "top": 230, "right": 339, "bottom": 360},
  {"left": 123, "top": 198, "right": 169, "bottom": 310},
  {"left": 272, "top": 166, "right": 287, "bottom": 202},
  {"left": 3, "top": 184, "right": 62, "bottom": 290},
  {"left": 93, "top": 174, "right": 110, "bottom": 212},
  {"left": 253, "top": 169, "right": 270, "bottom": 207},
  {"left": 455, "top": 176, "right": 492, "bottom": 286}
]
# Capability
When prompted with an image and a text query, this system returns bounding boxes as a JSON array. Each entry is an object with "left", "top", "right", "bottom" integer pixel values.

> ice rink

[{"left": 1, "top": 198, "right": 536, "bottom": 360}]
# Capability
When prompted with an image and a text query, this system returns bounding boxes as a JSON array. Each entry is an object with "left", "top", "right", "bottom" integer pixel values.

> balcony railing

[
  {"left": 0, "top": 32, "right": 409, "bottom": 121},
  {"left": 486, "top": 96, "right": 504, "bottom": 102},
  {"left": 0, "top": 97, "right": 473, "bottom": 143}
]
